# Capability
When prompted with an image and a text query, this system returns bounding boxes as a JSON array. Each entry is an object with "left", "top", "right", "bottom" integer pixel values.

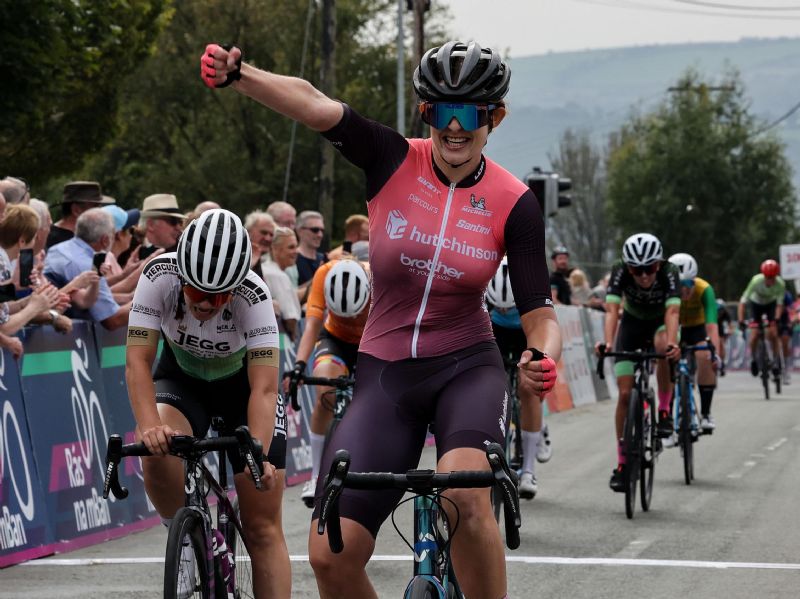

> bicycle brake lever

[
  {"left": 485, "top": 442, "right": 521, "bottom": 550},
  {"left": 318, "top": 450, "right": 351, "bottom": 554},
  {"left": 234, "top": 426, "right": 264, "bottom": 489},
  {"left": 103, "top": 435, "right": 128, "bottom": 500}
]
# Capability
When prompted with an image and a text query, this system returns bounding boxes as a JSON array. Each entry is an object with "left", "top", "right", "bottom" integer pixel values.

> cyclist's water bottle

[{"left": 212, "top": 529, "right": 236, "bottom": 598}]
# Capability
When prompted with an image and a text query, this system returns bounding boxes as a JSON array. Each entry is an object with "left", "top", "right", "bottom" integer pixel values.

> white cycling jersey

[{"left": 128, "top": 253, "right": 280, "bottom": 381}]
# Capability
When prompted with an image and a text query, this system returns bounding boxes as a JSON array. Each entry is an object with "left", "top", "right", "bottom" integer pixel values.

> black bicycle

[
  {"left": 317, "top": 442, "right": 521, "bottom": 598},
  {"left": 287, "top": 372, "right": 355, "bottom": 507},
  {"left": 103, "top": 422, "right": 264, "bottom": 598},
  {"left": 748, "top": 316, "right": 781, "bottom": 400},
  {"left": 597, "top": 346, "right": 664, "bottom": 519}
]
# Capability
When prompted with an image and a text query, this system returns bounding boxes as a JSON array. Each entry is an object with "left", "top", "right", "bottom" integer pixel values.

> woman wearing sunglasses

[
  {"left": 594, "top": 233, "right": 682, "bottom": 492},
  {"left": 201, "top": 40, "right": 561, "bottom": 599},
  {"left": 126, "top": 209, "right": 291, "bottom": 598}
]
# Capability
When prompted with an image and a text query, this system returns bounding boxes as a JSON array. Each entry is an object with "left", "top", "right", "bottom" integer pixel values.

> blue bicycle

[
  {"left": 317, "top": 442, "right": 521, "bottom": 598},
  {"left": 672, "top": 342, "right": 716, "bottom": 485}
]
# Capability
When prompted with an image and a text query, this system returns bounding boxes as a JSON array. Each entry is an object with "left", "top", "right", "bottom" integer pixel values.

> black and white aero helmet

[
  {"left": 413, "top": 40, "right": 510, "bottom": 103},
  {"left": 668, "top": 253, "right": 698, "bottom": 280},
  {"left": 177, "top": 209, "right": 252, "bottom": 293},
  {"left": 622, "top": 233, "right": 663, "bottom": 267},
  {"left": 324, "top": 260, "right": 370, "bottom": 318},
  {"left": 486, "top": 256, "right": 515, "bottom": 309}
]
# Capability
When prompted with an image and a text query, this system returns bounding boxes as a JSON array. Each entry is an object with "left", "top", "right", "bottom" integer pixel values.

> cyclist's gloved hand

[
  {"left": 290, "top": 360, "right": 306, "bottom": 381},
  {"left": 200, "top": 43, "right": 242, "bottom": 89},
  {"left": 594, "top": 342, "right": 606, "bottom": 357},
  {"left": 738, "top": 320, "right": 748, "bottom": 332},
  {"left": 712, "top": 353, "right": 723, "bottom": 371},
  {"left": 665, "top": 343, "right": 680, "bottom": 360},
  {"left": 518, "top": 349, "right": 558, "bottom": 396}
]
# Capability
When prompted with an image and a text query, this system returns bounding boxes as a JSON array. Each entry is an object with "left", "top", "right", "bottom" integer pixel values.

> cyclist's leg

[
  {"left": 141, "top": 378, "right": 209, "bottom": 518},
  {"left": 683, "top": 324, "right": 716, "bottom": 422},
  {"left": 434, "top": 342, "right": 509, "bottom": 598},
  {"left": 748, "top": 302, "right": 761, "bottom": 364},
  {"left": 615, "top": 375, "right": 634, "bottom": 459},
  {"left": 309, "top": 360, "right": 346, "bottom": 475},
  {"left": 653, "top": 324, "right": 673, "bottom": 408},
  {"left": 519, "top": 382, "right": 542, "bottom": 474},
  {"left": 309, "top": 351, "right": 431, "bottom": 597}
]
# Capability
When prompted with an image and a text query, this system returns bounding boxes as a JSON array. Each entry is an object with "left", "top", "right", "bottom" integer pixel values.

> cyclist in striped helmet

[
  {"left": 126, "top": 208, "right": 291, "bottom": 597},
  {"left": 595, "top": 233, "right": 681, "bottom": 493}
]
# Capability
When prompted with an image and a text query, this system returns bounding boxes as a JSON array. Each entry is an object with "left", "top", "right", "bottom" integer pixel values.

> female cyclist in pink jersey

[{"left": 201, "top": 40, "right": 561, "bottom": 599}]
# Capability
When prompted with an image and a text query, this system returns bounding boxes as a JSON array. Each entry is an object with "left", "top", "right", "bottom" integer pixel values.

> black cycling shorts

[
  {"left": 313, "top": 328, "right": 359, "bottom": 374},
  {"left": 492, "top": 322, "right": 527, "bottom": 360},
  {"left": 749, "top": 301, "right": 777, "bottom": 325},
  {"left": 614, "top": 311, "right": 664, "bottom": 356},
  {"left": 681, "top": 324, "right": 708, "bottom": 346},
  {"left": 154, "top": 346, "right": 287, "bottom": 471},
  {"left": 311, "top": 341, "right": 507, "bottom": 538}
]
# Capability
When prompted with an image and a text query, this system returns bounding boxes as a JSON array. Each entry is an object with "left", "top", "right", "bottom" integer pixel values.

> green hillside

[{"left": 488, "top": 37, "right": 800, "bottom": 182}]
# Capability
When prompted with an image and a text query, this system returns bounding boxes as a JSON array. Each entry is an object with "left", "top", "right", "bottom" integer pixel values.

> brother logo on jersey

[
  {"left": 175, "top": 330, "right": 231, "bottom": 352},
  {"left": 400, "top": 253, "right": 464, "bottom": 280},
  {"left": 386, "top": 210, "right": 408, "bottom": 240}
]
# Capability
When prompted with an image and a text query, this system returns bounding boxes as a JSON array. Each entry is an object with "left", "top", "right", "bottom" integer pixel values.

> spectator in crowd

[
  {"left": 44, "top": 208, "right": 131, "bottom": 330},
  {"left": 28, "top": 199, "right": 52, "bottom": 286},
  {"left": 195, "top": 200, "right": 221, "bottom": 214},
  {"left": 327, "top": 214, "right": 369, "bottom": 260},
  {"left": 47, "top": 181, "right": 112, "bottom": 249},
  {"left": 0, "top": 191, "right": 6, "bottom": 221},
  {"left": 351, "top": 240, "right": 369, "bottom": 262},
  {"left": 0, "top": 205, "right": 70, "bottom": 343},
  {"left": 267, "top": 200, "right": 297, "bottom": 229},
  {"left": 100, "top": 205, "right": 146, "bottom": 302},
  {"left": 549, "top": 245, "right": 573, "bottom": 305},
  {"left": 262, "top": 226, "right": 302, "bottom": 340},
  {"left": 295, "top": 210, "right": 327, "bottom": 288},
  {"left": 569, "top": 268, "right": 592, "bottom": 306},
  {"left": 0, "top": 177, "right": 30, "bottom": 205},
  {"left": 136, "top": 194, "right": 184, "bottom": 260},
  {"left": 244, "top": 210, "right": 276, "bottom": 279}
]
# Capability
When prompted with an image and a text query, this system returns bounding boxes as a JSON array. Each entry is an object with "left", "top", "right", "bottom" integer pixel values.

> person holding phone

[{"left": 326, "top": 214, "right": 368, "bottom": 261}]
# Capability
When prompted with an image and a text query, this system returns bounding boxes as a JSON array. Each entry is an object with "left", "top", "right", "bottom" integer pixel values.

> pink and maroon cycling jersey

[{"left": 323, "top": 105, "right": 552, "bottom": 360}]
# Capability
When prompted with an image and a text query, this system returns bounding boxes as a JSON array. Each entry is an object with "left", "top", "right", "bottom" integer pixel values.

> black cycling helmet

[{"left": 413, "top": 41, "right": 510, "bottom": 103}]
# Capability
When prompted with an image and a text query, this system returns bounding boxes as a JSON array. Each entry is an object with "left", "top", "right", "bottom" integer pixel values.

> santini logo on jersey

[
  {"left": 386, "top": 210, "right": 408, "bottom": 240},
  {"left": 455, "top": 219, "right": 490, "bottom": 235}
]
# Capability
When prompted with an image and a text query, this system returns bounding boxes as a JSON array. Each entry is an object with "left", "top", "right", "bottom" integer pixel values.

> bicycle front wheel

[
  {"left": 640, "top": 392, "right": 656, "bottom": 512},
  {"left": 229, "top": 496, "right": 254, "bottom": 598},
  {"left": 164, "top": 507, "right": 210, "bottom": 599},
  {"left": 759, "top": 343, "right": 770, "bottom": 400},
  {"left": 623, "top": 389, "right": 641, "bottom": 519},
  {"left": 404, "top": 576, "right": 448, "bottom": 599},
  {"left": 678, "top": 376, "right": 694, "bottom": 485}
]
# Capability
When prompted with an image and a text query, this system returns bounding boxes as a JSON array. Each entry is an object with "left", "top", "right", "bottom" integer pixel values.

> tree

[
  {"left": 606, "top": 69, "right": 797, "bottom": 297},
  {"left": 0, "top": 0, "right": 169, "bottom": 181},
  {"left": 548, "top": 129, "right": 617, "bottom": 284}
]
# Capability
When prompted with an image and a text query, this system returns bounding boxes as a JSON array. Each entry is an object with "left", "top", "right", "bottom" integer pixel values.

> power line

[
  {"left": 751, "top": 99, "right": 800, "bottom": 136},
  {"left": 569, "top": 0, "right": 800, "bottom": 19},
  {"left": 672, "top": 0, "right": 800, "bottom": 10}
]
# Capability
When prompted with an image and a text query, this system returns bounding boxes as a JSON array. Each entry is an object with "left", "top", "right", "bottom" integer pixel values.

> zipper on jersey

[{"left": 410, "top": 181, "right": 457, "bottom": 358}]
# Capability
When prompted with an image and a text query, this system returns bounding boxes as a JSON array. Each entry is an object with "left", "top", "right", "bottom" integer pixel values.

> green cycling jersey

[{"left": 739, "top": 274, "right": 786, "bottom": 306}]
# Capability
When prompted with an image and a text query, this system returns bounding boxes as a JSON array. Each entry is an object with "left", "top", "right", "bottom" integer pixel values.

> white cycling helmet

[
  {"left": 324, "top": 260, "right": 370, "bottom": 318},
  {"left": 668, "top": 252, "right": 698, "bottom": 280},
  {"left": 486, "top": 256, "right": 515, "bottom": 309},
  {"left": 622, "top": 233, "right": 663, "bottom": 267},
  {"left": 177, "top": 209, "right": 252, "bottom": 293}
]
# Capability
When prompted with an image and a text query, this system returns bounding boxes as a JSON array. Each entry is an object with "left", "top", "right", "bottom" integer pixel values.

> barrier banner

[
  {"left": 19, "top": 322, "right": 131, "bottom": 550},
  {"left": 0, "top": 347, "right": 54, "bottom": 568},
  {"left": 94, "top": 326, "right": 157, "bottom": 522},
  {"left": 583, "top": 308, "right": 616, "bottom": 401},
  {"left": 554, "top": 307, "right": 595, "bottom": 407},
  {"left": 279, "top": 333, "right": 314, "bottom": 487}
]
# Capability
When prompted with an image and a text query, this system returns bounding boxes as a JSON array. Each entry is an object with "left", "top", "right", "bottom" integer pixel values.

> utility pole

[
  {"left": 396, "top": 0, "right": 405, "bottom": 134},
  {"left": 407, "top": 0, "right": 429, "bottom": 139},
  {"left": 319, "top": 0, "right": 336, "bottom": 231}
]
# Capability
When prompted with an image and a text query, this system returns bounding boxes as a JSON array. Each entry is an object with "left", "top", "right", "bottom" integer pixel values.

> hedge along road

[{"left": 1, "top": 371, "right": 799, "bottom": 598}]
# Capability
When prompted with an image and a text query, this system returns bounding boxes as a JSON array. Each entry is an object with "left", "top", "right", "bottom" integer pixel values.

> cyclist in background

[
  {"left": 778, "top": 288, "right": 794, "bottom": 385},
  {"left": 668, "top": 253, "right": 721, "bottom": 432},
  {"left": 737, "top": 260, "right": 785, "bottom": 378},
  {"left": 595, "top": 233, "right": 680, "bottom": 492},
  {"left": 201, "top": 40, "right": 561, "bottom": 599},
  {"left": 716, "top": 298, "right": 732, "bottom": 376},
  {"left": 126, "top": 209, "right": 290, "bottom": 598},
  {"left": 286, "top": 258, "right": 370, "bottom": 507},
  {"left": 487, "top": 256, "right": 552, "bottom": 499}
]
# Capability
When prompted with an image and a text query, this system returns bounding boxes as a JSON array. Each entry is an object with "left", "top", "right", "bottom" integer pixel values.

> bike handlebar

[
  {"left": 286, "top": 372, "right": 355, "bottom": 412},
  {"left": 317, "top": 442, "right": 521, "bottom": 554},
  {"left": 595, "top": 345, "right": 666, "bottom": 380},
  {"left": 102, "top": 425, "right": 264, "bottom": 500}
]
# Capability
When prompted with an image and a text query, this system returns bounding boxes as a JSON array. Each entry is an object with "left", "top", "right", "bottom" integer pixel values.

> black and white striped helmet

[
  {"left": 324, "top": 260, "right": 370, "bottom": 318},
  {"left": 486, "top": 256, "right": 514, "bottom": 309},
  {"left": 177, "top": 209, "right": 252, "bottom": 293},
  {"left": 622, "top": 233, "right": 662, "bottom": 267},
  {"left": 668, "top": 253, "right": 698, "bottom": 280}
]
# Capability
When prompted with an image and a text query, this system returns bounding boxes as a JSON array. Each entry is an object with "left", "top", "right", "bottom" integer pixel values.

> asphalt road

[{"left": 2, "top": 371, "right": 799, "bottom": 598}]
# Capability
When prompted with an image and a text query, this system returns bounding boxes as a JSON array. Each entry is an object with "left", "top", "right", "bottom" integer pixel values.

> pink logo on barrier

[{"left": 49, "top": 442, "right": 93, "bottom": 492}]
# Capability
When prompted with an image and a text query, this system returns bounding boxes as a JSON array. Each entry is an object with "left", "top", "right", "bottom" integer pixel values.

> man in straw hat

[{"left": 137, "top": 194, "right": 185, "bottom": 260}]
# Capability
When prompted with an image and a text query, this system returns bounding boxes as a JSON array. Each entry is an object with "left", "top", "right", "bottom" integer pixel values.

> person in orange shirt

[{"left": 286, "top": 258, "right": 370, "bottom": 506}]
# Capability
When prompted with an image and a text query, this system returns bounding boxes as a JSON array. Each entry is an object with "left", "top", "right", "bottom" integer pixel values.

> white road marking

[
  {"left": 614, "top": 539, "right": 653, "bottom": 559},
  {"left": 21, "top": 555, "right": 800, "bottom": 571},
  {"left": 765, "top": 437, "right": 787, "bottom": 451}
]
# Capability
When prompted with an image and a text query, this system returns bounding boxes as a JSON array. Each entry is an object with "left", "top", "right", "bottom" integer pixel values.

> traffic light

[{"left": 524, "top": 167, "right": 572, "bottom": 219}]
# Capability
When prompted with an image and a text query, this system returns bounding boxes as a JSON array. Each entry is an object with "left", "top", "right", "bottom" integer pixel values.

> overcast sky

[{"left": 439, "top": 0, "right": 800, "bottom": 58}]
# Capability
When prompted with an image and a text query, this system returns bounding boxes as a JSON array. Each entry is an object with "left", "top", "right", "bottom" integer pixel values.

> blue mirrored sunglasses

[
  {"left": 420, "top": 102, "right": 497, "bottom": 131},
  {"left": 681, "top": 279, "right": 695, "bottom": 288}
]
